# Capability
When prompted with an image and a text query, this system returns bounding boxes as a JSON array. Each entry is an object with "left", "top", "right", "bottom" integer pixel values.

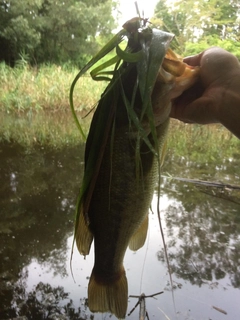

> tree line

[
  {"left": 0, "top": 0, "right": 116, "bottom": 66},
  {"left": 152, "top": 0, "right": 240, "bottom": 58},
  {"left": 1, "top": 0, "right": 240, "bottom": 67}
]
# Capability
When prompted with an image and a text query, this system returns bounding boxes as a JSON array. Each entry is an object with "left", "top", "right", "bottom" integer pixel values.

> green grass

[
  {"left": 1, "top": 109, "right": 239, "bottom": 164},
  {"left": 0, "top": 62, "right": 107, "bottom": 113},
  {"left": 0, "top": 110, "right": 92, "bottom": 148},
  {"left": 0, "top": 62, "right": 239, "bottom": 163},
  {"left": 0, "top": 61, "right": 106, "bottom": 147},
  {"left": 167, "top": 119, "right": 240, "bottom": 163}
]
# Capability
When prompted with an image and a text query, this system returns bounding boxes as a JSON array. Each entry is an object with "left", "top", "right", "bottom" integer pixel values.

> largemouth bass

[{"left": 72, "top": 19, "right": 199, "bottom": 319}]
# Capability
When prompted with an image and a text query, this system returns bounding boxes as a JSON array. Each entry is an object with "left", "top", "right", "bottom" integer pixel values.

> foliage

[
  {"left": 1, "top": 141, "right": 239, "bottom": 319},
  {"left": 0, "top": 62, "right": 239, "bottom": 158},
  {"left": 185, "top": 35, "right": 240, "bottom": 59},
  {"left": 4, "top": 280, "right": 91, "bottom": 319},
  {"left": 167, "top": 119, "right": 240, "bottom": 164},
  {"left": 1, "top": 109, "right": 239, "bottom": 165},
  {"left": 0, "top": 0, "right": 117, "bottom": 66},
  {"left": 0, "top": 61, "right": 106, "bottom": 113},
  {"left": 152, "top": 0, "right": 240, "bottom": 55}
]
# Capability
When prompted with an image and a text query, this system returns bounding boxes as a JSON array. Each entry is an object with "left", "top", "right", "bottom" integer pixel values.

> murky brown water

[{"left": 0, "top": 143, "right": 240, "bottom": 320}]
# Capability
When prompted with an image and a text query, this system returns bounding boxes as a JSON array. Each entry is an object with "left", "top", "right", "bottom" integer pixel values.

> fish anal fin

[
  {"left": 88, "top": 267, "right": 128, "bottom": 319},
  {"left": 76, "top": 206, "right": 93, "bottom": 256},
  {"left": 129, "top": 214, "right": 149, "bottom": 251}
]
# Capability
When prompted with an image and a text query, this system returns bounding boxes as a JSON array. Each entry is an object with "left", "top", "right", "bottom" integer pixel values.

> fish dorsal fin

[
  {"left": 75, "top": 204, "right": 93, "bottom": 256},
  {"left": 129, "top": 214, "right": 149, "bottom": 251}
]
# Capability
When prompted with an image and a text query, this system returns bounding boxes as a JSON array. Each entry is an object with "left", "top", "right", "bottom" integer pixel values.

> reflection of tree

[
  {"left": 1, "top": 143, "right": 239, "bottom": 317},
  {"left": 8, "top": 279, "right": 92, "bottom": 320},
  {"left": 157, "top": 158, "right": 240, "bottom": 288},
  {"left": 0, "top": 143, "right": 85, "bottom": 318}
]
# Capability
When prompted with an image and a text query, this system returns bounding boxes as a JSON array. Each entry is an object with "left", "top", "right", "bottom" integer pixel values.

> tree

[
  {"left": 152, "top": 0, "right": 205, "bottom": 53},
  {"left": 0, "top": 0, "right": 42, "bottom": 65},
  {"left": 152, "top": 0, "right": 240, "bottom": 56},
  {"left": 202, "top": 0, "right": 239, "bottom": 40},
  {"left": 0, "top": 0, "right": 117, "bottom": 66}
]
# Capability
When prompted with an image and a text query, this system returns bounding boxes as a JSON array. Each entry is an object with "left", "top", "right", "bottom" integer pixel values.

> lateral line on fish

[{"left": 108, "top": 117, "right": 116, "bottom": 211}]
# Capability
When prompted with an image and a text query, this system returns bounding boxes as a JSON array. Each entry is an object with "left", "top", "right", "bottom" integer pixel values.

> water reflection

[
  {"left": 8, "top": 279, "right": 91, "bottom": 320},
  {"left": 0, "top": 143, "right": 239, "bottom": 319},
  {"left": 158, "top": 186, "right": 240, "bottom": 287},
  {"left": 0, "top": 144, "right": 85, "bottom": 319}
]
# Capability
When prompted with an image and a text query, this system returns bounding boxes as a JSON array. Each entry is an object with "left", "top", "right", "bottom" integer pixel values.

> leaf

[
  {"left": 116, "top": 44, "right": 143, "bottom": 62},
  {"left": 69, "top": 28, "right": 127, "bottom": 140}
]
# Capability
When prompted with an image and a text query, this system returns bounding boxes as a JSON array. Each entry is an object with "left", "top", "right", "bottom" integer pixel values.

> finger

[
  {"left": 170, "top": 96, "right": 217, "bottom": 124},
  {"left": 183, "top": 51, "right": 204, "bottom": 67}
]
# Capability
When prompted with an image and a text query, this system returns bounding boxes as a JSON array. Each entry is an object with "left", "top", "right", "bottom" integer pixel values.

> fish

[{"left": 73, "top": 19, "right": 199, "bottom": 319}]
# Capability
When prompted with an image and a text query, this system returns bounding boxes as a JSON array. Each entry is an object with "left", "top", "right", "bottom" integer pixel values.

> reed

[
  {"left": 1, "top": 110, "right": 239, "bottom": 164},
  {"left": 0, "top": 110, "right": 90, "bottom": 148},
  {"left": 167, "top": 119, "right": 240, "bottom": 163},
  {"left": 0, "top": 62, "right": 239, "bottom": 163},
  {"left": 0, "top": 62, "right": 106, "bottom": 113}
]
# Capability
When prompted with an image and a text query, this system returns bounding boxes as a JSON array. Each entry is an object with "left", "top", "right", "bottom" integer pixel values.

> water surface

[{"left": 0, "top": 143, "right": 240, "bottom": 320}]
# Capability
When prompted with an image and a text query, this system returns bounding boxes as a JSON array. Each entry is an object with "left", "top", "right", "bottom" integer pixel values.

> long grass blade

[{"left": 69, "top": 29, "right": 127, "bottom": 140}]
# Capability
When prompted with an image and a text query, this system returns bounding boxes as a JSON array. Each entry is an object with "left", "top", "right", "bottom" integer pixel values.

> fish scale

[
  {"left": 71, "top": 18, "right": 199, "bottom": 319},
  {"left": 85, "top": 96, "right": 169, "bottom": 318}
]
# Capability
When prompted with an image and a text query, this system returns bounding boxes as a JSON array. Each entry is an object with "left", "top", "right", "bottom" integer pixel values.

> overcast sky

[{"left": 117, "top": 0, "right": 159, "bottom": 27}]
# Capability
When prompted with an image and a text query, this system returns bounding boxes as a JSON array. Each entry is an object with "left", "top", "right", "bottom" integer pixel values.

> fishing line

[
  {"left": 156, "top": 176, "right": 178, "bottom": 319},
  {"left": 174, "top": 292, "right": 228, "bottom": 315},
  {"left": 139, "top": 216, "right": 151, "bottom": 294},
  {"left": 157, "top": 307, "right": 171, "bottom": 320}
]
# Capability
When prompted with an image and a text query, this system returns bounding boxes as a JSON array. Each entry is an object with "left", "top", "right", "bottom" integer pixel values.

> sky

[{"left": 117, "top": 0, "right": 159, "bottom": 28}]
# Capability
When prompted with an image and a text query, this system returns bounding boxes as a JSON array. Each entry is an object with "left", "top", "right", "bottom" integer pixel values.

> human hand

[{"left": 170, "top": 47, "right": 240, "bottom": 139}]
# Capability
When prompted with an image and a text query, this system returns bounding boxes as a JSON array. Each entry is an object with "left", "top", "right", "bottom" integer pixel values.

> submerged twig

[
  {"left": 128, "top": 292, "right": 163, "bottom": 319},
  {"left": 212, "top": 305, "right": 227, "bottom": 315},
  {"left": 163, "top": 174, "right": 240, "bottom": 205},
  {"left": 199, "top": 189, "right": 240, "bottom": 205},
  {"left": 162, "top": 175, "right": 240, "bottom": 190}
]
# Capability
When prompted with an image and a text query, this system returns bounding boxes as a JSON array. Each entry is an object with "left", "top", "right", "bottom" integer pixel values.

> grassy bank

[
  {"left": 167, "top": 121, "right": 240, "bottom": 164},
  {"left": 0, "top": 110, "right": 90, "bottom": 148},
  {"left": 0, "top": 62, "right": 239, "bottom": 162},
  {"left": 1, "top": 109, "right": 239, "bottom": 164},
  {"left": 0, "top": 62, "right": 106, "bottom": 113}
]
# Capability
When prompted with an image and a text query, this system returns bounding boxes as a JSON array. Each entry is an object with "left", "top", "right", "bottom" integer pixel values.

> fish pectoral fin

[
  {"left": 76, "top": 206, "right": 93, "bottom": 256},
  {"left": 129, "top": 214, "right": 149, "bottom": 251},
  {"left": 88, "top": 267, "right": 128, "bottom": 319}
]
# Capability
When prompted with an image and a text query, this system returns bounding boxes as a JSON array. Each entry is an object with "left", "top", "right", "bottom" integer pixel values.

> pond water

[{"left": 0, "top": 143, "right": 240, "bottom": 320}]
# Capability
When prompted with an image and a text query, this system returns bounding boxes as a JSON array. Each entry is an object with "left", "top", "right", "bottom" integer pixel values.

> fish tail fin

[{"left": 88, "top": 267, "right": 128, "bottom": 319}]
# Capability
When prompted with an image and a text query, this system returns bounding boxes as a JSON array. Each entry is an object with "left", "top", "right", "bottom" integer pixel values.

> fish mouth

[
  {"left": 162, "top": 48, "right": 200, "bottom": 99},
  {"left": 150, "top": 48, "right": 200, "bottom": 126}
]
